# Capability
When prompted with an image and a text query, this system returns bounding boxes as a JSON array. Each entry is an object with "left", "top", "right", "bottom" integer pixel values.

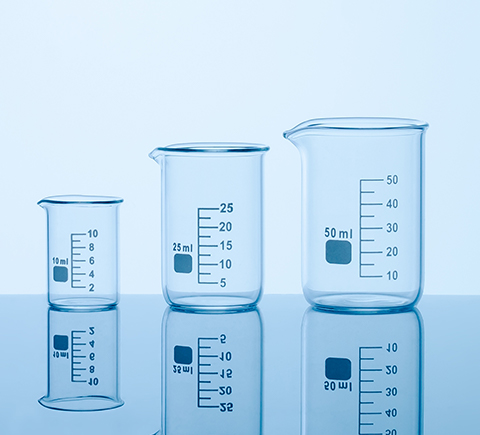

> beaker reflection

[
  {"left": 302, "top": 308, "right": 423, "bottom": 434},
  {"left": 39, "top": 306, "right": 123, "bottom": 411},
  {"left": 161, "top": 307, "right": 262, "bottom": 435}
]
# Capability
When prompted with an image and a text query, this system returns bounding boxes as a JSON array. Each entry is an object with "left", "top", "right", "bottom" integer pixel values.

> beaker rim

[
  {"left": 149, "top": 142, "right": 269, "bottom": 156},
  {"left": 284, "top": 117, "right": 429, "bottom": 137},
  {"left": 38, "top": 195, "right": 124, "bottom": 206}
]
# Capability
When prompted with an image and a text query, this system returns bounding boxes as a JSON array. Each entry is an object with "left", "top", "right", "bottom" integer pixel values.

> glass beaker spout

[
  {"left": 148, "top": 148, "right": 163, "bottom": 165},
  {"left": 283, "top": 118, "right": 321, "bottom": 141},
  {"left": 283, "top": 118, "right": 345, "bottom": 152},
  {"left": 283, "top": 119, "right": 317, "bottom": 151}
]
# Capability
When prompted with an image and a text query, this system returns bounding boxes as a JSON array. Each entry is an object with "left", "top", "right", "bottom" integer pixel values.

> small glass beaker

[
  {"left": 302, "top": 308, "right": 423, "bottom": 434},
  {"left": 284, "top": 118, "right": 428, "bottom": 311},
  {"left": 161, "top": 307, "right": 262, "bottom": 435},
  {"left": 39, "top": 305, "right": 123, "bottom": 411},
  {"left": 149, "top": 143, "right": 269, "bottom": 310},
  {"left": 38, "top": 195, "right": 123, "bottom": 308}
]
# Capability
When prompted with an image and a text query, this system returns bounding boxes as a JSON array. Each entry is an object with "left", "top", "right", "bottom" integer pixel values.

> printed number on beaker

[
  {"left": 220, "top": 203, "right": 234, "bottom": 213},
  {"left": 88, "top": 229, "right": 98, "bottom": 291},
  {"left": 88, "top": 326, "right": 98, "bottom": 386}
]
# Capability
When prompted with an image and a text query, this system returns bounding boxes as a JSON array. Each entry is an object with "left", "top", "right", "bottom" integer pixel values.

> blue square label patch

[
  {"left": 53, "top": 335, "right": 69, "bottom": 351},
  {"left": 325, "top": 357, "right": 351, "bottom": 380},
  {"left": 326, "top": 240, "right": 352, "bottom": 265},
  {"left": 174, "top": 254, "right": 193, "bottom": 274},
  {"left": 174, "top": 345, "right": 193, "bottom": 365},
  {"left": 53, "top": 266, "right": 68, "bottom": 282}
]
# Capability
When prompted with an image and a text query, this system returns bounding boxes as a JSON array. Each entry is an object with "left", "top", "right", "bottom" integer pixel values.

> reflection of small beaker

[
  {"left": 38, "top": 195, "right": 123, "bottom": 308},
  {"left": 39, "top": 306, "right": 123, "bottom": 411},
  {"left": 302, "top": 308, "right": 422, "bottom": 434},
  {"left": 161, "top": 307, "right": 262, "bottom": 434}
]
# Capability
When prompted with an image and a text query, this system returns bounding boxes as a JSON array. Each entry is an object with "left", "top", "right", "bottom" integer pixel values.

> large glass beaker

[{"left": 284, "top": 118, "right": 428, "bottom": 311}]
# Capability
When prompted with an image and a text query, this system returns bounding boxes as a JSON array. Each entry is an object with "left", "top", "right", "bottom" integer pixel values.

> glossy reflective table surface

[{"left": 0, "top": 295, "right": 478, "bottom": 434}]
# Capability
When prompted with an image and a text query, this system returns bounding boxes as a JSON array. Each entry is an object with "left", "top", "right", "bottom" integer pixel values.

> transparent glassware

[
  {"left": 159, "top": 307, "right": 262, "bottom": 435},
  {"left": 39, "top": 305, "right": 123, "bottom": 411},
  {"left": 38, "top": 195, "right": 123, "bottom": 308},
  {"left": 284, "top": 118, "right": 428, "bottom": 311},
  {"left": 149, "top": 143, "right": 269, "bottom": 310},
  {"left": 302, "top": 308, "right": 423, "bottom": 434}
]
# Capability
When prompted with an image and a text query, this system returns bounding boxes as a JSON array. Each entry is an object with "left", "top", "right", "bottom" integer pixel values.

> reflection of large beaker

[
  {"left": 302, "top": 308, "right": 422, "bottom": 434},
  {"left": 285, "top": 118, "right": 428, "bottom": 311},
  {"left": 39, "top": 306, "right": 123, "bottom": 411},
  {"left": 161, "top": 307, "right": 262, "bottom": 434}
]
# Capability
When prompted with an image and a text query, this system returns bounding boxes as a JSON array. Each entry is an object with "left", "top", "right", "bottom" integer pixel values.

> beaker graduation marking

[
  {"left": 358, "top": 345, "right": 399, "bottom": 434},
  {"left": 71, "top": 328, "right": 97, "bottom": 385},
  {"left": 197, "top": 204, "right": 235, "bottom": 288},
  {"left": 197, "top": 335, "right": 234, "bottom": 411},
  {"left": 359, "top": 179, "right": 385, "bottom": 279},
  {"left": 70, "top": 231, "right": 97, "bottom": 291},
  {"left": 358, "top": 176, "right": 400, "bottom": 282}
]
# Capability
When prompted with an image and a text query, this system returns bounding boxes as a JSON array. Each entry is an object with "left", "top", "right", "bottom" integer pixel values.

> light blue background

[{"left": 0, "top": 0, "right": 478, "bottom": 295}]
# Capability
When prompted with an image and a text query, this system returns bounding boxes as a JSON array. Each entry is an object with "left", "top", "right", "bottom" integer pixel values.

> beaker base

[
  {"left": 39, "top": 395, "right": 124, "bottom": 412},
  {"left": 166, "top": 294, "right": 259, "bottom": 312},
  {"left": 49, "top": 297, "right": 118, "bottom": 310},
  {"left": 306, "top": 292, "right": 416, "bottom": 313}
]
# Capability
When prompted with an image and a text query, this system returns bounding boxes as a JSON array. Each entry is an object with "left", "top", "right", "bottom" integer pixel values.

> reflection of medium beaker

[
  {"left": 284, "top": 118, "right": 428, "bottom": 311},
  {"left": 302, "top": 308, "right": 422, "bottom": 434},
  {"left": 161, "top": 307, "right": 262, "bottom": 434},
  {"left": 39, "top": 306, "right": 123, "bottom": 411},
  {"left": 38, "top": 195, "right": 123, "bottom": 308},
  {"left": 149, "top": 143, "right": 269, "bottom": 310}
]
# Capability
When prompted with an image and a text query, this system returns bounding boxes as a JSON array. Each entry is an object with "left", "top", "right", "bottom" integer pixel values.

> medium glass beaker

[
  {"left": 284, "top": 118, "right": 428, "bottom": 311},
  {"left": 38, "top": 195, "right": 123, "bottom": 308},
  {"left": 149, "top": 143, "right": 269, "bottom": 310}
]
